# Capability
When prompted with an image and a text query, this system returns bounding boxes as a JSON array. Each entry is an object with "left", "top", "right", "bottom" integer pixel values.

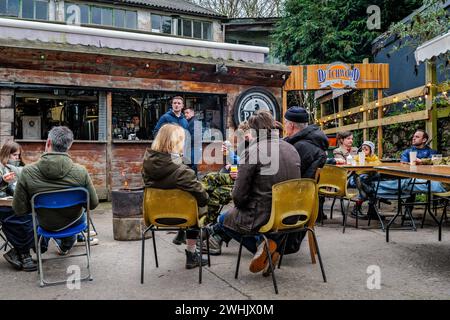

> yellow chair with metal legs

[
  {"left": 141, "top": 188, "right": 210, "bottom": 284},
  {"left": 234, "top": 179, "right": 327, "bottom": 294},
  {"left": 317, "top": 165, "right": 358, "bottom": 233}
]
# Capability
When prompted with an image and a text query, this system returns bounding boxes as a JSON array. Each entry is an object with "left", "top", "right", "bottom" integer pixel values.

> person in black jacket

[
  {"left": 284, "top": 106, "right": 330, "bottom": 225},
  {"left": 284, "top": 106, "right": 329, "bottom": 179}
]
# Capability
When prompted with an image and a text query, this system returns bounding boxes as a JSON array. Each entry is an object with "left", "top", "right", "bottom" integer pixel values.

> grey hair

[
  {"left": 286, "top": 120, "right": 308, "bottom": 130},
  {"left": 48, "top": 126, "right": 74, "bottom": 152}
]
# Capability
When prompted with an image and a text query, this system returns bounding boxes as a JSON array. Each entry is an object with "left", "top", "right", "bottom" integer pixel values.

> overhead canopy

[{"left": 415, "top": 31, "right": 450, "bottom": 64}]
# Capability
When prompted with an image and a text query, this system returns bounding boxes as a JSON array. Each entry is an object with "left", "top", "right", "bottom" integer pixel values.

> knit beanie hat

[
  {"left": 362, "top": 141, "right": 375, "bottom": 155},
  {"left": 284, "top": 106, "right": 309, "bottom": 123}
]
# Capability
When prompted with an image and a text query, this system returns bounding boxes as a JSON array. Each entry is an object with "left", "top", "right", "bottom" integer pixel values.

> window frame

[
  {"left": 65, "top": 2, "right": 137, "bottom": 30},
  {"left": 151, "top": 13, "right": 172, "bottom": 34},
  {"left": 177, "top": 17, "right": 212, "bottom": 41}
]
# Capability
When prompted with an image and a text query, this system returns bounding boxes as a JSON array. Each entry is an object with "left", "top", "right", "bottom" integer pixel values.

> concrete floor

[{"left": 1, "top": 201, "right": 450, "bottom": 300}]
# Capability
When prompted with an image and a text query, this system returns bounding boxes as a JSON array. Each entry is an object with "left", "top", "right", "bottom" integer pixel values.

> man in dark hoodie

[
  {"left": 152, "top": 96, "right": 188, "bottom": 138},
  {"left": 284, "top": 106, "right": 329, "bottom": 179},
  {"left": 13, "top": 126, "right": 99, "bottom": 256}
]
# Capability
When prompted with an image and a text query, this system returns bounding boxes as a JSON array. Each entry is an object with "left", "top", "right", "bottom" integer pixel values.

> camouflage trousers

[{"left": 201, "top": 172, "right": 234, "bottom": 224}]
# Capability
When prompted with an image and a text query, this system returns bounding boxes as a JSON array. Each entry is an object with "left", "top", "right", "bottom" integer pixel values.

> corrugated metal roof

[{"left": 103, "top": 0, "right": 225, "bottom": 18}]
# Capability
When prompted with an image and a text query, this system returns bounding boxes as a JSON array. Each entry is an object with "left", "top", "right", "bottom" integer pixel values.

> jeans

[
  {"left": 212, "top": 212, "right": 282, "bottom": 254},
  {"left": 54, "top": 213, "right": 87, "bottom": 251},
  {"left": 0, "top": 208, "right": 36, "bottom": 254}
]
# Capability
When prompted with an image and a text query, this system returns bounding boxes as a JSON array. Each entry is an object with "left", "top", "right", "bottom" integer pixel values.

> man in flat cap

[{"left": 284, "top": 106, "right": 329, "bottom": 179}]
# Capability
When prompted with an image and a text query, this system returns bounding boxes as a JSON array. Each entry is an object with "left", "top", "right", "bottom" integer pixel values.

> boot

[
  {"left": 3, "top": 248, "right": 22, "bottom": 270},
  {"left": 185, "top": 249, "right": 208, "bottom": 269},
  {"left": 172, "top": 230, "right": 186, "bottom": 245}
]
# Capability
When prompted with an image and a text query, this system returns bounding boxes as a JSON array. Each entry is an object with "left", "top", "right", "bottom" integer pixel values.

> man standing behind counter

[{"left": 152, "top": 96, "right": 188, "bottom": 137}]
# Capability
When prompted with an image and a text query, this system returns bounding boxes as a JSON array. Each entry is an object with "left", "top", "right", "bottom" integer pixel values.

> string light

[
  {"left": 418, "top": 97, "right": 422, "bottom": 102},
  {"left": 393, "top": 97, "right": 398, "bottom": 103},
  {"left": 348, "top": 111, "right": 351, "bottom": 115},
  {"left": 359, "top": 107, "right": 364, "bottom": 112},
  {"left": 383, "top": 107, "right": 387, "bottom": 112},
  {"left": 443, "top": 91, "right": 448, "bottom": 97},
  {"left": 375, "top": 102, "right": 380, "bottom": 107}
]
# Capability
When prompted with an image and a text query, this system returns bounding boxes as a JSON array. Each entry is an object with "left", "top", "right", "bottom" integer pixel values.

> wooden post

[
  {"left": 106, "top": 91, "right": 113, "bottom": 201},
  {"left": 320, "top": 102, "right": 324, "bottom": 130},
  {"left": 362, "top": 58, "right": 369, "bottom": 141},
  {"left": 282, "top": 89, "right": 288, "bottom": 136},
  {"left": 425, "top": 60, "right": 438, "bottom": 150},
  {"left": 377, "top": 89, "right": 383, "bottom": 158},
  {"left": 338, "top": 95, "right": 344, "bottom": 128}
]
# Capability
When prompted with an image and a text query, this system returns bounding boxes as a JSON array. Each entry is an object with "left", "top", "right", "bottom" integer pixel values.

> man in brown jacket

[{"left": 209, "top": 111, "right": 301, "bottom": 274}]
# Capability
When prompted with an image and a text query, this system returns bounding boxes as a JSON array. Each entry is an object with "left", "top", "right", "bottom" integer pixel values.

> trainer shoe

[
  {"left": 19, "top": 253, "right": 37, "bottom": 272},
  {"left": 249, "top": 239, "right": 277, "bottom": 273},
  {"left": 74, "top": 237, "right": 99, "bottom": 247}
]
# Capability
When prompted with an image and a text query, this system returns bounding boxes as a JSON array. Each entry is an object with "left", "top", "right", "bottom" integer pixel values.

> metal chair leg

[
  {"left": 37, "top": 236, "right": 44, "bottom": 287},
  {"left": 330, "top": 197, "right": 336, "bottom": 220},
  {"left": 306, "top": 227, "right": 327, "bottom": 283},
  {"left": 205, "top": 228, "right": 211, "bottom": 267},
  {"left": 140, "top": 228, "right": 148, "bottom": 284},
  {"left": 235, "top": 238, "right": 244, "bottom": 279},
  {"left": 199, "top": 228, "right": 203, "bottom": 284},
  {"left": 262, "top": 235, "right": 278, "bottom": 294},
  {"left": 151, "top": 229, "right": 158, "bottom": 268},
  {"left": 278, "top": 234, "right": 288, "bottom": 268},
  {"left": 82, "top": 232, "right": 92, "bottom": 281}
]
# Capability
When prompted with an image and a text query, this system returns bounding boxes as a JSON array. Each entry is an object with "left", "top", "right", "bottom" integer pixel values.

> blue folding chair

[{"left": 31, "top": 187, "right": 92, "bottom": 287}]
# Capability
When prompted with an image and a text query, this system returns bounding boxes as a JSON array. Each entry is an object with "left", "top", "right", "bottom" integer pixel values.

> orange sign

[{"left": 284, "top": 63, "right": 389, "bottom": 91}]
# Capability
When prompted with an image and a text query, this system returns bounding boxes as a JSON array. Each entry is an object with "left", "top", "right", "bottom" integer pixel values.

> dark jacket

[
  {"left": 152, "top": 110, "right": 188, "bottom": 137},
  {"left": 284, "top": 125, "right": 329, "bottom": 179},
  {"left": 142, "top": 149, "right": 208, "bottom": 206},
  {"left": 12, "top": 152, "right": 99, "bottom": 231},
  {"left": 224, "top": 136, "right": 301, "bottom": 234}
]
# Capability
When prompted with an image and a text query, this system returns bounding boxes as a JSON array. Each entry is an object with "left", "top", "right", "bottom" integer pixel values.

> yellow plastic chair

[
  {"left": 317, "top": 165, "right": 358, "bottom": 233},
  {"left": 141, "top": 188, "right": 210, "bottom": 284},
  {"left": 234, "top": 179, "right": 326, "bottom": 294}
]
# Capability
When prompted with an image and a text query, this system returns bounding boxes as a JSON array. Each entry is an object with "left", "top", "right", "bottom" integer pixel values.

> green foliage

[
  {"left": 271, "top": 0, "right": 422, "bottom": 65},
  {"left": 385, "top": 0, "right": 450, "bottom": 55}
]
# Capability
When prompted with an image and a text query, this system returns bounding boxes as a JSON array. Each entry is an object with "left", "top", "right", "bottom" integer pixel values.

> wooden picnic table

[
  {"left": 371, "top": 164, "right": 450, "bottom": 242},
  {"left": 374, "top": 164, "right": 450, "bottom": 184}
]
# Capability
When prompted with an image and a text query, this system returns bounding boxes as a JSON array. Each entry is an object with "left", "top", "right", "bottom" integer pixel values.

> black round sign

[{"left": 233, "top": 88, "right": 279, "bottom": 126}]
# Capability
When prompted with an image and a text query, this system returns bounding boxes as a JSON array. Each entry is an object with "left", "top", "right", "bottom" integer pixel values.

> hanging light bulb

[
  {"left": 418, "top": 97, "right": 422, "bottom": 102},
  {"left": 359, "top": 107, "right": 364, "bottom": 112},
  {"left": 393, "top": 97, "right": 398, "bottom": 103},
  {"left": 375, "top": 102, "right": 380, "bottom": 107}
]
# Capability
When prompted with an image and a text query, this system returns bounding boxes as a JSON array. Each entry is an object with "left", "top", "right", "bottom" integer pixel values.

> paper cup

[
  {"left": 358, "top": 152, "right": 365, "bottom": 166},
  {"left": 410, "top": 151, "right": 417, "bottom": 166}
]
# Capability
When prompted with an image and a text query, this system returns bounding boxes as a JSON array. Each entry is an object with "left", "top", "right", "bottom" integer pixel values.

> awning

[{"left": 415, "top": 31, "right": 450, "bottom": 64}]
